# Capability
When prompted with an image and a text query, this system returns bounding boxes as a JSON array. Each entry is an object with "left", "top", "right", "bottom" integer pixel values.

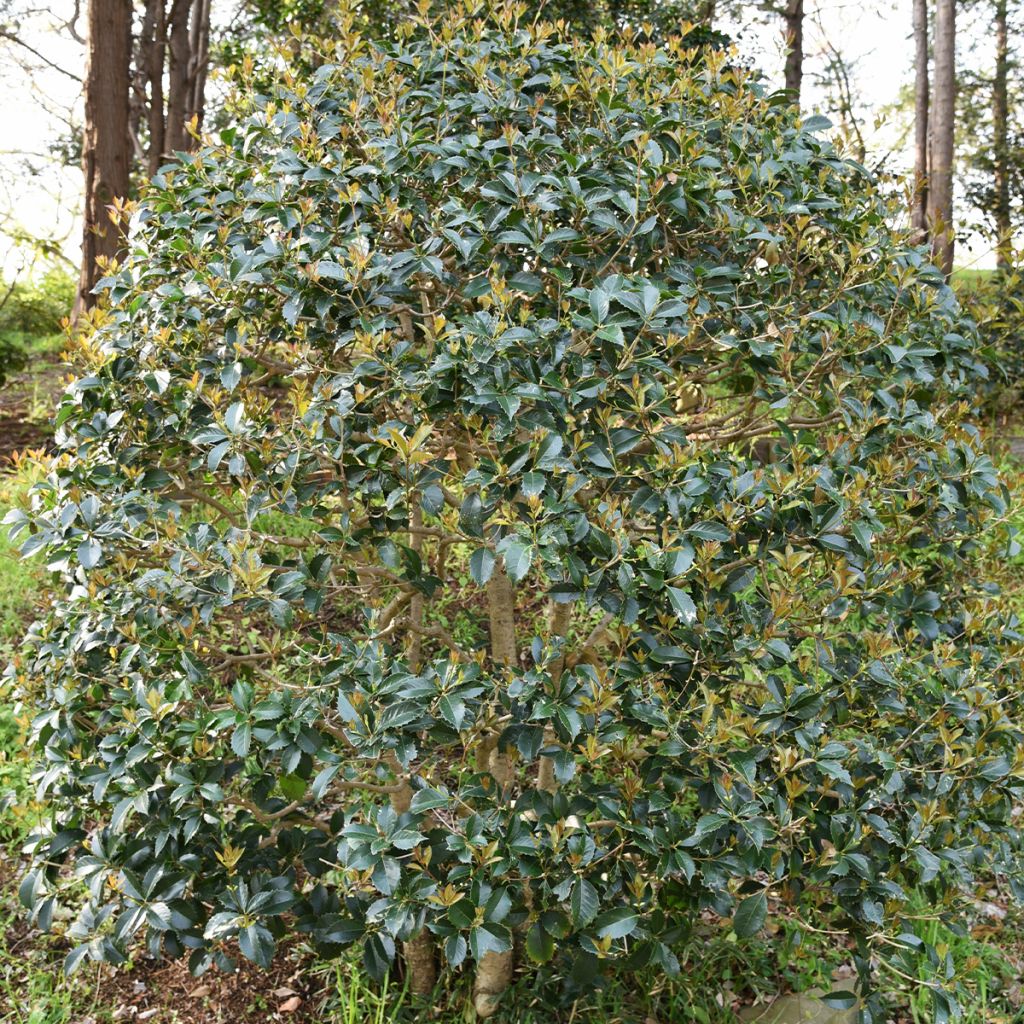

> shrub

[
  {"left": 955, "top": 270, "right": 1024, "bottom": 418},
  {"left": 0, "top": 268, "right": 74, "bottom": 384},
  {"left": 7, "top": 6, "right": 1023, "bottom": 1020},
  {"left": 0, "top": 337, "right": 25, "bottom": 386}
]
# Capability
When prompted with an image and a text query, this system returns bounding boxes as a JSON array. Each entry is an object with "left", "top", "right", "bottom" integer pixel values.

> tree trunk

[
  {"left": 187, "top": 0, "right": 212, "bottom": 136},
  {"left": 129, "top": 2, "right": 156, "bottom": 164},
  {"left": 928, "top": 0, "right": 956, "bottom": 277},
  {"left": 994, "top": 0, "right": 1012, "bottom": 272},
  {"left": 911, "top": 0, "right": 930, "bottom": 243},
  {"left": 395, "top": 501, "right": 437, "bottom": 998},
  {"left": 77, "top": 0, "right": 132, "bottom": 315},
  {"left": 389, "top": 774, "right": 437, "bottom": 997},
  {"left": 537, "top": 601, "right": 571, "bottom": 794},
  {"left": 783, "top": 0, "right": 803, "bottom": 103},
  {"left": 165, "top": 0, "right": 192, "bottom": 154},
  {"left": 473, "top": 566, "right": 517, "bottom": 1019},
  {"left": 146, "top": 0, "right": 167, "bottom": 177}
]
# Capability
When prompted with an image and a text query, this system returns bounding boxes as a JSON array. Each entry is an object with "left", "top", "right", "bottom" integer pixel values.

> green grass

[
  {"left": 951, "top": 267, "right": 998, "bottom": 291},
  {"left": 905, "top": 897, "right": 1024, "bottom": 1024}
]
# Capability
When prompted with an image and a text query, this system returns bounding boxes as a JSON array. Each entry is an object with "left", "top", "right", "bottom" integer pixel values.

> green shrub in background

[
  {"left": 0, "top": 338, "right": 25, "bottom": 387},
  {"left": 0, "top": 268, "right": 74, "bottom": 384},
  {"left": 957, "top": 271, "right": 1024, "bottom": 419},
  {"left": 7, "top": 5, "right": 1024, "bottom": 1021}
]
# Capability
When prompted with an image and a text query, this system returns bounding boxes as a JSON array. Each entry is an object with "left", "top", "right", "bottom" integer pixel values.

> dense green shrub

[
  {"left": 0, "top": 268, "right": 74, "bottom": 384},
  {"left": 956, "top": 271, "right": 1024, "bottom": 417},
  {"left": 8, "top": 6, "right": 1023, "bottom": 1020}
]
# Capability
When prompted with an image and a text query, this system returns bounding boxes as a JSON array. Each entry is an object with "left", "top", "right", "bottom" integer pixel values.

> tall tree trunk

[
  {"left": 928, "top": 0, "right": 956, "bottom": 277},
  {"left": 783, "top": 0, "right": 803, "bottom": 103},
  {"left": 165, "top": 0, "right": 192, "bottom": 154},
  {"left": 994, "top": 0, "right": 1012, "bottom": 272},
  {"left": 146, "top": 0, "right": 167, "bottom": 176},
  {"left": 187, "top": 0, "right": 212, "bottom": 135},
  {"left": 129, "top": 2, "right": 156, "bottom": 165},
  {"left": 911, "top": 0, "right": 930, "bottom": 243},
  {"left": 77, "top": 0, "right": 132, "bottom": 315}
]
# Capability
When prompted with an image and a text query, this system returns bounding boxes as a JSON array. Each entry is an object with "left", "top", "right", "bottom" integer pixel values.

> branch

[
  {"left": 175, "top": 481, "right": 241, "bottom": 525},
  {"left": 0, "top": 30, "right": 81, "bottom": 81},
  {"left": 64, "top": 0, "right": 86, "bottom": 43}
]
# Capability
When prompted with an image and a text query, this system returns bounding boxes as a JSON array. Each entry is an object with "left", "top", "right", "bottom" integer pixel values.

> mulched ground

[
  {"left": 91, "top": 945, "right": 326, "bottom": 1024},
  {"left": 0, "top": 349, "right": 63, "bottom": 466}
]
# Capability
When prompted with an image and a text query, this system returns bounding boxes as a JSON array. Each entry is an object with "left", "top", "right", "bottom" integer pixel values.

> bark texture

[
  {"left": 474, "top": 565, "right": 518, "bottom": 1018},
  {"left": 783, "top": 0, "right": 804, "bottom": 103},
  {"left": 928, "top": 0, "right": 957, "bottom": 276},
  {"left": 537, "top": 601, "right": 572, "bottom": 794},
  {"left": 994, "top": 0, "right": 1012, "bottom": 272},
  {"left": 911, "top": 0, "right": 930, "bottom": 243},
  {"left": 78, "top": 0, "right": 132, "bottom": 313}
]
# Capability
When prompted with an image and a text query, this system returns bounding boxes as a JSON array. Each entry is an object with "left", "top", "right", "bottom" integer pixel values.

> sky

[
  {"left": 0, "top": 3, "right": 84, "bottom": 277},
  {"left": 0, "top": 0, "right": 1005, "bottom": 278}
]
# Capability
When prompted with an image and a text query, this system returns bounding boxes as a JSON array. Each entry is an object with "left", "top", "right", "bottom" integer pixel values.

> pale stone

[{"left": 739, "top": 980, "right": 857, "bottom": 1024}]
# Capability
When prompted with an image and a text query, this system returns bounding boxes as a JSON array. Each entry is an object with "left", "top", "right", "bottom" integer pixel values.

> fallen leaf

[{"left": 280, "top": 995, "right": 302, "bottom": 1012}]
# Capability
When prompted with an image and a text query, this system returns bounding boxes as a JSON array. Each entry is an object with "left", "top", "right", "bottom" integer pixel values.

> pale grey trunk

[
  {"left": 928, "top": 0, "right": 956, "bottom": 277},
  {"left": 994, "top": 0, "right": 1011, "bottom": 272},
  {"left": 911, "top": 0, "right": 929, "bottom": 243}
]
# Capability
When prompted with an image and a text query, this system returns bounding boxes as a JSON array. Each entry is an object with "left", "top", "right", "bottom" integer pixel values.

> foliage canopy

[{"left": 8, "top": 6, "right": 1023, "bottom": 1019}]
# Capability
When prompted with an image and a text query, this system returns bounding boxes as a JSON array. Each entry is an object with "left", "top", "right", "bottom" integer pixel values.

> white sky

[
  {"left": 0, "top": 3, "right": 83, "bottom": 277},
  {"left": 0, "top": 0, "right": 1006, "bottom": 277}
]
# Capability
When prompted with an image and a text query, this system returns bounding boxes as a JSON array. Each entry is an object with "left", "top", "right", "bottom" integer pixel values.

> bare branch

[{"left": 0, "top": 28, "right": 80, "bottom": 81}]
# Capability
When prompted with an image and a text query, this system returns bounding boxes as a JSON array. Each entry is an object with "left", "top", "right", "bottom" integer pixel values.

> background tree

[
  {"left": 994, "top": 0, "right": 1012, "bottom": 270},
  {"left": 811, "top": 33, "right": 867, "bottom": 162},
  {"left": 78, "top": 0, "right": 131, "bottom": 315},
  {"left": 78, "top": 0, "right": 213, "bottom": 312},
  {"left": 132, "top": 0, "right": 212, "bottom": 176},
  {"left": 958, "top": 0, "right": 1022, "bottom": 270},
  {"left": 782, "top": 0, "right": 803, "bottom": 99},
  {"left": 911, "top": 0, "right": 929, "bottom": 242},
  {"left": 928, "top": 0, "right": 957, "bottom": 275}
]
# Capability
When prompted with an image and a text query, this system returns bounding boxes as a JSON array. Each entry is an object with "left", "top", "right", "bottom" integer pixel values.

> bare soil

[
  {"left": 90, "top": 944, "right": 326, "bottom": 1024},
  {"left": 0, "top": 348, "right": 63, "bottom": 466}
]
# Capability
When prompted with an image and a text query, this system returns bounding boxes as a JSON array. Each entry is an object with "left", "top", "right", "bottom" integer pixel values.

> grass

[
  {"left": 905, "top": 895, "right": 1024, "bottom": 1024},
  {"left": 950, "top": 267, "right": 998, "bottom": 291}
]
